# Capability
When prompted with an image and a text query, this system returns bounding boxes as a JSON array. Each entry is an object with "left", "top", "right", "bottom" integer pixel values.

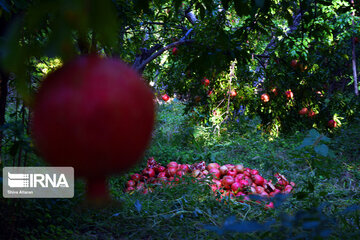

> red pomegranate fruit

[{"left": 31, "top": 55, "right": 155, "bottom": 200}]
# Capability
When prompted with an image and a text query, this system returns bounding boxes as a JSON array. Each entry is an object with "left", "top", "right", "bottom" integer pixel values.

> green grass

[{"left": 1, "top": 101, "right": 360, "bottom": 239}]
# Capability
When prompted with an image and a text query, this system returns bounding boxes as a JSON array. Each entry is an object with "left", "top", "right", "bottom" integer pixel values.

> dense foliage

[{"left": 1, "top": 0, "right": 359, "bottom": 135}]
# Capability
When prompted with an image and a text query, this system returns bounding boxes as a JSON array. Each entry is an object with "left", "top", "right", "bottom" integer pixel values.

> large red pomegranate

[{"left": 31, "top": 55, "right": 155, "bottom": 199}]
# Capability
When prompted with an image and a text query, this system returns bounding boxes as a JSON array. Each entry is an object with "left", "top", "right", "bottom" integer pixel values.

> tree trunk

[
  {"left": 0, "top": 15, "right": 11, "bottom": 155},
  {"left": 0, "top": 71, "right": 9, "bottom": 155},
  {"left": 352, "top": 38, "right": 358, "bottom": 96},
  {"left": 351, "top": 0, "right": 359, "bottom": 96}
]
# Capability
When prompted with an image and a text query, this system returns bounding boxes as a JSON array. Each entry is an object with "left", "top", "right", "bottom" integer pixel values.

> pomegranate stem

[{"left": 86, "top": 177, "right": 110, "bottom": 200}]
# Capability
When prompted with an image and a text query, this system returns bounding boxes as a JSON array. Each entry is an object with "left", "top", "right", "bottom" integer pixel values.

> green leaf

[
  {"left": 308, "top": 129, "right": 320, "bottom": 139},
  {"left": 320, "top": 136, "right": 331, "bottom": 142},
  {"left": 314, "top": 144, "right": 329, "bottom": 157},
  {"left": 327, "top": 150, "right": 335, "bottom": 158},
  {"left": 297, "top": 137, "right": 314, "bottom": 149}
]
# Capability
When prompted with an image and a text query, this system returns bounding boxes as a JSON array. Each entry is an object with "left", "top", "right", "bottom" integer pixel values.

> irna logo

[
  {"left": 3, "top": 167, "right": 74, "bottom": 198},
  {"left": 8, "top": 172, "right": 69, "bottom": 188}
]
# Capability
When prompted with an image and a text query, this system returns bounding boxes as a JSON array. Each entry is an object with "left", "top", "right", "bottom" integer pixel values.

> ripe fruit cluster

[
  {"left": 200, "top": 77, "right": 238, "bottom": 99},
  {"left": 260, "top": 87, "right": 338, "bottom": 129},
  {"left": 257, "top": 58, "right": 339, "bottom": 131},
  {"left": 125, "top": 157, "right": 295, "bottom": 208},
  {"left": 299, "top": 107, "right": 317, "bottom": 118},
  {"left": 260, "top": 89, "right": 293, "bottom": 103}
]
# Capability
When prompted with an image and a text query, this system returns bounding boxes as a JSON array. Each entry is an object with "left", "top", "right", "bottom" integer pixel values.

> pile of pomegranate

[{"left": 125, "top": 157, "right": 295, "bottom": 208}]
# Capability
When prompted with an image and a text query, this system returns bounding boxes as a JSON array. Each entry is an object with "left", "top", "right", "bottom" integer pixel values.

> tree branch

[
  {"left": 351, "top": 0, "right": 359, "bottom": 96},
  {"left": 134, "top": 38, "right": 193, "bottom": 72},
  {"left": 253, "top": 11, "right": 303, "bottom": 88},
  {"left": 185, "top": 11, "right": 198, "bottom": 25},
  {"left": 132, "top": 9, "right": 198, "bottom": 73}
]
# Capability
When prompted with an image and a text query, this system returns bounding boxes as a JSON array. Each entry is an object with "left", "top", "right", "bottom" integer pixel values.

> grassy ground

[{"left": 1, "top": 101, "right": 360, "bottom": 239}]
